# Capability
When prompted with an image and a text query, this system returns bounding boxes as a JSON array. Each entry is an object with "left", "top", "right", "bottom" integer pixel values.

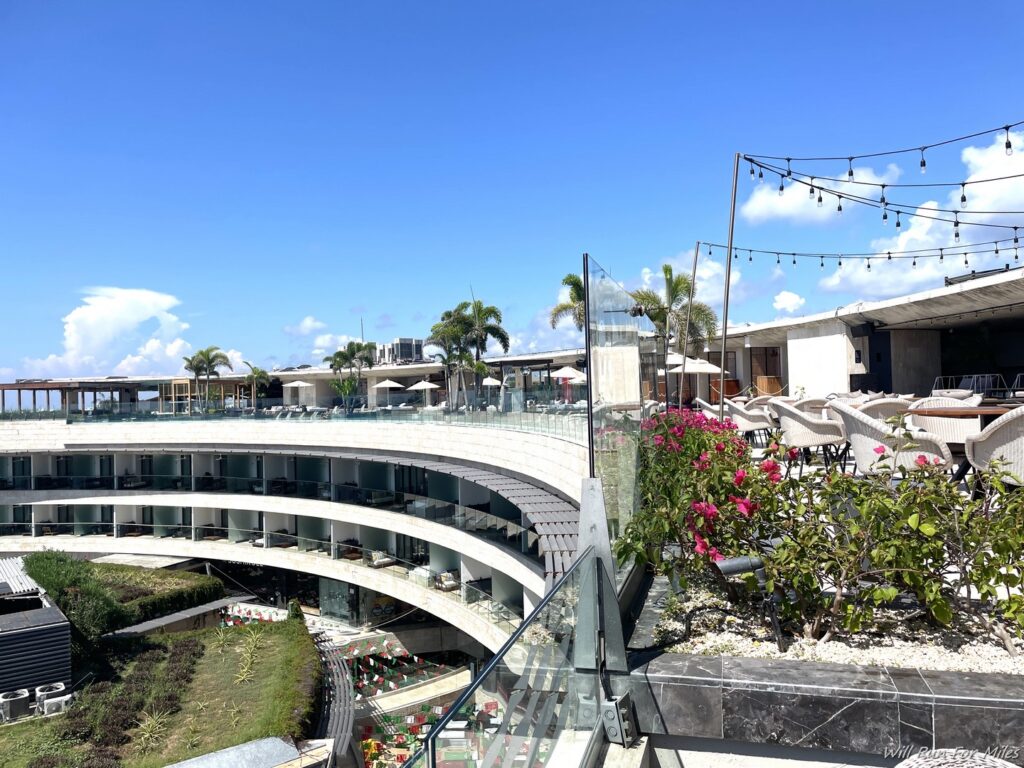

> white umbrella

[
  {"left": 481, "top": 376, "right": 502, "bottom": 387},
  {"left": 668, "top": 358, "right": 727, "bottom": 375},
  {"left": 665, "top": 351, "right": 686, "bottom": 366},
  {"left": 372, "top": 379, "right": 404, "bottom": 407},
  {"left": 407, "top": 379, "right": 439, "bottom": 407},
  {"left": 550, "top": 366, "right": 584, "bottom": 380},
  {"left": 282, "top": 380, "right": 313, "bottom": 388}
]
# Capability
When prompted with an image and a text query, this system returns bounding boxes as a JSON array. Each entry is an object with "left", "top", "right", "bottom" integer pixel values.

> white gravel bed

[{"left": 656, "top": 578, "right": 1024, "bottom": 675}]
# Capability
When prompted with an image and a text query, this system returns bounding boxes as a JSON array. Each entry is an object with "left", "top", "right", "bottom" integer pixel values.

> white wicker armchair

[
  {"left": 722, "top": 398, "right": 774, "bottom": 434},
  {"left": 964, "top": 405, "right": 1024, "bottom": 483},
  {"left": 829, "top": 401, "right": 951, "bottom": 475},
  {"left": 858, "top": 397, "right": 911, "bottom": 423},
  {"left": 772, "top": 399, "right": 847, "bottom": 467},
  {"left": 692, "top": 397, "right": 719, "bottom": 420},
  {"left": 908, "top": 396, "right": 984, "bottom": 444}
]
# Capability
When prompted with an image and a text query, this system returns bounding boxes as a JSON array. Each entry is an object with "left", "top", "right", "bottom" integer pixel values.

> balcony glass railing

[
  {"left": 2, "top": 474, "right": 542, "bottom": 566},
  {"left": 0, "top": 399, "right": 589, "bottom": 444},
  {"left": 404, "top": 546, "right": 602, "bottom": 768},
  {"left": 11, "top": 521, "right": 522, "bottom": 634}
]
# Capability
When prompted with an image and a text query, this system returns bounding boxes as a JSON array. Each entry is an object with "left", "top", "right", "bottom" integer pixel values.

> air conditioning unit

[
  {"left": 42, "top": 694, "right": 74, "bottom": 716},
  {"left": 0, "top": 690, "right": 30, "bottom": 720},
  {"left": 35, "top": 682, "right": 66, "bottom": 705}
]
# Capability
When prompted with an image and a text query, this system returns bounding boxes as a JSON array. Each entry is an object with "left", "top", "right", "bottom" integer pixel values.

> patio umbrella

[
  {"left": 550, "top": 366, "right": 583, "bottom": 380},
  {"left": 406, "top": 380, "right": 439, "bottom": 407},
  {"left": 481, "top": 376, "right": 502, "bottom": 387},
  {"left": 665, "top": 351, "right": 686, "bottom": 367},
  {"left": 669, "top": 357, "right": 727, "bottom": 375},
  {"left": 282, "top": 380, "right": 313, "bottom": 388},
  {"left": 372, "top": 379, "right": 404, "bottom": 407}
]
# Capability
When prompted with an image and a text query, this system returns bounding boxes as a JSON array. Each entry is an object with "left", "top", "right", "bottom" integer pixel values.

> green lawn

[{"left": 0, "top": 621, "right": 322, "bottom": 768}]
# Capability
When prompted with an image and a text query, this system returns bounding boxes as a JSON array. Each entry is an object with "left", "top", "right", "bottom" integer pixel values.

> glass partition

[
  {"left": 584, "top": 255, "right": 655, "bottom": 548},
  {"left": 404, "top": 546, "right": 602, "bottom": 768}
]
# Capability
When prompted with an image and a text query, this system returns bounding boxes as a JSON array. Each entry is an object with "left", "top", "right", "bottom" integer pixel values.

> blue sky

[{"left": 1, "top": 2, "right": 1021, "bottom": 378}]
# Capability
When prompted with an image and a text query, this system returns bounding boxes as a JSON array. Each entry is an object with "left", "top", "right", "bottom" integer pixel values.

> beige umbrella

[
  {"left": 372, "top": 379, "right": 404, "bottom": 407},
  {"left": 407, "top": 379, "right": 439, "bottom": 407},
  {"left": 550, "top": 365, "right": 584, "bottom": 380},
  {"left": 481, "top": 376, "right": 502, "bottom": 387}
]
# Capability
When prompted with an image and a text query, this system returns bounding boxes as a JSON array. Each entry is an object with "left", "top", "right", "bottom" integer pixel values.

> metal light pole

[
  {"left": 717, "top": 153, "right": 741, "bottom": 422},
  {"left": 678, "top": 239, "right": 701, "bottom": 411}
]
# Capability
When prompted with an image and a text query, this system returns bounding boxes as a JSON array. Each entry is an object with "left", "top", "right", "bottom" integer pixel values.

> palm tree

[
  {"left": 427, "top": 306, "right": 473, "bottom": 409},
  {"left": 465, "top": 299, "right": 509, "bottom": 399},
  {"left": 632, "top": 264, "right": 717, "bottom": 354},
  {"left": 192, "top": 346, "right": 234, "bottom": 411},
  {"left": 243, "top": 361, "right": 270, "bottom": 409},
  {"left": 549, "top": 273, "right": 586, "bottom": 331},
  {"left": 181, "top": 353, "right": 205, "bottom": 414},
  {"left": 322, "top": 341, "right": 376, "bottom": 412}
]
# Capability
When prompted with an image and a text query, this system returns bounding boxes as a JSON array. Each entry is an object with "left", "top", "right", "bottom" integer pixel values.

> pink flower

[
  {"left": 786, "top": 447, "right": 800, "bottom": 461},
  {"left": 729, "top": 495, "right": 758, "bottom": 518},
  {"left": 653, "top": 434, "right": 665, "bottom": 447},
  {"left": 915, "top": 454, "right": 929, "bottom": 467},
  {"left": 933, "top": 457, "right": 942, "bottom": 465},
  {"left": 759, "top": 458, "right": 780, "bottom": 474},
  {"left": 733, "top": 469, "right": 747, "bottom": 486},
  {"left": 693, "top": 532, "right": 709, "bottom": 556},
  {"left": 715, "top": 442, "right": 726, "bottom": 453},
  {"left": 708, "top": 547, "right": 724, "bottom": 562},
  {"left": 873, "top": 445, "right": 886, "bottom": 455},
  {"left": 767, "top": 442, "right": 779, "bottom": 454},
  {"left": 692, "top": 501, "right": 719, "bottom": 521}
]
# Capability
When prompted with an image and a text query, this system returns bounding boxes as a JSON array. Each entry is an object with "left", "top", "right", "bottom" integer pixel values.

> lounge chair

[
  {"left": 857, "top": 397, "right": 910, "bottom": 423},
  {"left": 830, "top": 401, "right": 951, "bottom": 475},
  {"left": 965, "top": 406, "right": 1024, "bottom": 484}
]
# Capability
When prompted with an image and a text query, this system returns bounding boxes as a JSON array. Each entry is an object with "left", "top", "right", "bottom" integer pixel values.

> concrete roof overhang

[{"left": 717, "top": 268, "right": 1024, "bottom": 348}]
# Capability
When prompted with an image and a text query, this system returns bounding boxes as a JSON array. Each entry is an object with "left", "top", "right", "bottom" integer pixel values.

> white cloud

[
  {"left": 741, "top": 163, "right": 902, "bottom": 224},
  {"left": 311, "top": 333, "right": 357, "bottom": 359},
  {"left": 284, "top": 315, "right": 326, "bottom": 336},
  {"left": 818, "top": 130, "right": 1024, "bottom": 298},
  {"left": 23, "top": 287, "right": 193, "bottom": 377},
  {"left": 694, "top": 255, "right": 743, "bottom": 311},
  {"left": 772, "top": 290, "right": 806, "bottom": 314}
]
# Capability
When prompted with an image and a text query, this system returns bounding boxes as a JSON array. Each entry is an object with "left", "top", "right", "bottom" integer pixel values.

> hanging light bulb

[
  {"left": 913, "top": 256, "right": 917, "bottom": 268},
  {"left": 954, "top": 215, "right": 960, "bottom": 243},
  {"left": 733, "top": 249, "right": 739, "bottom": 260},
  {"left": 961, "top": 184, "right": 967, "bottom": 209},
  {"left": 786, "top": 158, "right": 792, "bottom": 178},
  {"left": 838, "top": 255, "right": 843, "bottom": 268},
  {"left": 1014, "top": 227, "right": 1019, "bottom": 247},
  {"left": 808, "top": 181, "right": 815, "bottom": 200},
  {"left": 866, "top": 258, "right": 871, "bottom": 271},
  {"left": 749, "top": 161, "right": 756, "bottom": 181},
  {"left": 758, "top": 167, "right": 764, "bottom": 182},
  {"left": 1006, "top": 126, "right": 1014, "bottom": 156},
  {"left": 775, "top": 252, "right": 781, "bottom": 265},
  {"left": 895, "top": 211, "right": 901, "bottom": 230},
  {"left": 995, "top": 241, "right": 1000, "bottom": 256},
  {"left": 882, "top": 207, "right": 888, "bottom": 225},
  {"left": 836, "top": 195, "right": 843, "bottom": 214},
  {"left": 964, "top": 252, "right": 969, "bottom": 267},
  {"left": 847, "top": 158, "right": 854, "bottom": 182},
  {"left": 748, "top": 250, "right": 753, "bottom": 262},
  {"left": 791, "top": 253, "right": 797, "bottom": 266},
  {"left": 708, "top": 244, "right": 713, "bottom": 257},
  {"left": 778, "top": 176, "right": 785, "bottom": 196},
  {"left": 1016, "top": 246, "right": 1020, "bottom": 262},
  {"left": 920, "top": 147, "right": 927, "bottom": 174},
  {"left": 819, "top": 256, "right": 824, "bottom": 269},
  {"left": 879, "top": 185, "right": 887, "bottom": 207},
  {"left": 939, "top": 248, "right": 944, "bottom": 263},
  {"left": 887, "top": 251, "right": 892, "bottom": 261},
  {"left": 816, "top": 189, "right": 823, "bottom": 207}
]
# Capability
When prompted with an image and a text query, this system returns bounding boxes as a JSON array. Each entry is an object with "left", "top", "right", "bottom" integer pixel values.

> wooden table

[{"left": 904, "top": 406, "right": 1012, "bottom": 419}]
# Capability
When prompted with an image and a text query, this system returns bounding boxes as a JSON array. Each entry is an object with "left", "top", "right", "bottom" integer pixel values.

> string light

[
  {"left": 837, "top": 255, "right": 843, "bottom": 268},
  {"left": 996, "top": 242, "right": 1000, "bottom": 256},
  {"left": 748, "top": 250, "right": 753, "bottom": 262},
  {"left": 1015, "top": 227, "right": 1020, "bottom": 247},
  {"left": 920, "top": 147, "right": 927, "bottom": 174},
  {"left": 816, "top": 189, "right": 823, "bottom": 207},
  {"left": 758, "top": 167, "right": 764, "bottom": 182},
  {"left": 964, "top": 251, "right": 969, "bottom": 267},
  {"left": 1006, "top": 126, "right": 1014, "bottom": 156},
  {"left": 882, "top": 207, "right": 888, "bottom": 225},
  {"left": 698, "top": 236, "right": 1017, "bottom": 266},
  {"left": 750, "top": 161, "right": 756, "bottom": 180},
  {"left": 778, "top": 176, "right": 785, "bottom": 196},
  {"left": 775, "top": 252, "right": 781, "bottom": 265},
  {"left": 866, "top": 258, "right": 871, "bottom": 271},
  {"left": 785, "top": 158, "right": 792, "bottom": 177},
  {"left": 954, "top": 214, "right": 960, "bottom": 243},
  {"left": 847, "top": 158, "right": 854, "bottom": 182},
  {"left": 808, "top": 180, "right": 815, "bottom": 199},
  {"left": 887, "top": 251, "right": 892, "bottom": 261},
  {"left": 895, "top": 211, "right": 901, "bottom": 230},
  {"left": 791, "top": 253, "right": 797, "bottom": 266},
  {"left": 819, "top": 256, "right": 824, "bottom": 269},
  {"left": 961, "top": 184, "right": 968, "bottom": 209},
  {"left": 879, "top": 185, "right": 887, "bottom": 206},
  {"left": 836, "top": 195, "right": 843, "bottom": 214},
  {"left": 913, "top": 256, "right": 917, "bottom": 267},
  {"left": 939, "top": 248, "right": 944, "bottom": 263}
]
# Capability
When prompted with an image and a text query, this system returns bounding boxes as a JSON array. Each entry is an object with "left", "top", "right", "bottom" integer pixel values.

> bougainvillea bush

[{"left": 614, "top": 407, "right": 1024, "bottom": 654}]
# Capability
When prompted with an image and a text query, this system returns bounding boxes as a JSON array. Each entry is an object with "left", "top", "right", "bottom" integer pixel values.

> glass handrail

[
  {"left": 4, "top": 474, "right": 543, "bottom": 566},
  {"left": 404, "top": 546, "right": 600, "bottom": 768}
]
